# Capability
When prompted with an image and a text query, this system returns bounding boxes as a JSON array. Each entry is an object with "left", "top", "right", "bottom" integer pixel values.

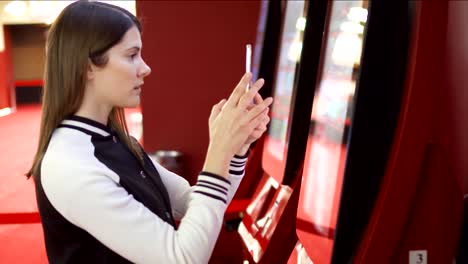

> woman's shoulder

[
  {"left": 43, "top": 128, "right": 96, "bottom": 166},
  {"left": 41, "top": 127, "right": 120, "bottom": 190},
  {"left": 39, "top": 129, "right": 121, "bottom": 215}
]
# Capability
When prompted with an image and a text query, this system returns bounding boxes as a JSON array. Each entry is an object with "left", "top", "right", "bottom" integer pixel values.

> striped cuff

[
  {"left": 229, "top": 155, "right": 248, "bottom": 177},
  {"left": 193, "top": 172, "right": 231, "bottom": 204},
  {"left": 234, "top": 149, "right": 250, "bottom": 159}
]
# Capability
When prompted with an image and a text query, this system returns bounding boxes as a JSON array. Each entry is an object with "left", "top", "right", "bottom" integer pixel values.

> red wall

[
  {"left": 0, "top": 26, "right": 14, "bottom": 110},
  {"left": 137, "top": 1, "right": 261, "bottom": 183}
]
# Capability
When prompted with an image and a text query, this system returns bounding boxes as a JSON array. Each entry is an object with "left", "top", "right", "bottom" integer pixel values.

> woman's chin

[{"left": 121, "top": 98, "right": 140, "bottom": 108}]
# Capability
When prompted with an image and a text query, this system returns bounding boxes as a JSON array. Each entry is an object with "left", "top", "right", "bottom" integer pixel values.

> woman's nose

[{"left": 140, "top": 60, "right": 151, "bottom": 77}]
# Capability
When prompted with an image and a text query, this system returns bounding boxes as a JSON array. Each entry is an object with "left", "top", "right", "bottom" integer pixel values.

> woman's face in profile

[{"left": 90, "top": 26, "right": 151, "bottom": 109}]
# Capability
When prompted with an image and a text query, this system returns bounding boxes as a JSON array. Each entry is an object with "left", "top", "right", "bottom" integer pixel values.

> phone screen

[{"left": 246, "top": 44, "right": 252, "bottom": 91}]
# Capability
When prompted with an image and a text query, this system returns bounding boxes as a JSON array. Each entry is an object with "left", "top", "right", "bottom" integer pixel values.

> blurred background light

[{"left": 1, "top": 1, "right": 136, "bottom": 25}]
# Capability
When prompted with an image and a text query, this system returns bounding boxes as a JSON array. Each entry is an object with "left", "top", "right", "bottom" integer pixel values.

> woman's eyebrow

[{"left": 126, "top": 46, "right": 141, "bottom": 52}]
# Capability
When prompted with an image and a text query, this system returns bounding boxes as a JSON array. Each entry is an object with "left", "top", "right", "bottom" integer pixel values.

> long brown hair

[{"left": 27, "top": 0, "right": 144, "bottom": 179}]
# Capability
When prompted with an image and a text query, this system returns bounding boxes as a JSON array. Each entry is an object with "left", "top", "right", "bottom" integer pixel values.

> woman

[{"left": 27, "top": 1, "right": 272, "bottom": 263}]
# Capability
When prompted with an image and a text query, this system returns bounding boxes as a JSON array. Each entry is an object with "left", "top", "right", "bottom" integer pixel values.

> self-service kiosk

[
  {"left": 237, "top": 1, "right": 328, "bottom": 263},
  {"left": 288, "top": 1, "right": 466, "bottom": 264},
  {"left": 355, "top": 1, "right": 466, "bottom": 263}
]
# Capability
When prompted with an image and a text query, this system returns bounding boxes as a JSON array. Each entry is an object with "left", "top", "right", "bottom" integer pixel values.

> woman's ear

[{"left": 87, "top": 59, "right": 95, "bottom": 81}]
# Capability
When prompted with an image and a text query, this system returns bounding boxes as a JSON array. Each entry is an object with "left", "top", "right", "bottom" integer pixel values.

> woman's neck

[{"left": 75, "top": 102, "right": 112, "bottom": 126}]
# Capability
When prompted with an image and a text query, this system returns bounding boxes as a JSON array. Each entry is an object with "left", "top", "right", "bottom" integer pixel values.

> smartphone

[{"left": 245, "top": 44, "right": 252, "bottom": 91}]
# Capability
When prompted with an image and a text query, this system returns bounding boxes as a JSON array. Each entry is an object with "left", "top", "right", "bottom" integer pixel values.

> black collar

[{"left": 59, "top": 115, "right": 113, "bottom": 137}]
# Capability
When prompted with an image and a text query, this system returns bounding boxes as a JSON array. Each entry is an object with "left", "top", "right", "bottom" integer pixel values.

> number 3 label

[{"left": 409, "top": 250, "right": 427, "bottom": 264}]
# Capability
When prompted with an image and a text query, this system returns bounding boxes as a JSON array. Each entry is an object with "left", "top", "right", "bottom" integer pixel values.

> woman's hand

[
  {"left": 209, "top": 85, "right": 271, "bottom": 157},
  {"left": 233, "top": 93, "right": 271, "bottom": 156},
  {"left": 204, "top": 73, "right": 273, "bottom": 177},
  {"left": 244, "top": 93, "right": 271, "bottom": 144}
]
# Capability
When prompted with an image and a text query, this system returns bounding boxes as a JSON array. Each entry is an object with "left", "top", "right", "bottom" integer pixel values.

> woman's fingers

[
  {"left": 243, "top": 97, "right": 273, "bottom": 125},
  {"left": 217, "top": 98, "right": 227, "bottom": 110},
  {"left": 246, "top": 93, "right": 262, "bottom": 111},
  {"left": 225, "top": 72, "right": 252, "bottom": 109},
  {"left": 248, "top": 112, "right": 270, "bottom": 134},
  {"left": 217, "top": 98, "right": 227, "bottom": 109},
  {"left": 254, "top": 111, "right": 270, "bottom": 130},
  {"left": 262, "top": 113, "right": 270, "bottom": 125},
  {"left": 237, "top": 79, "right": 265, "bottom": 109},
  {"left": 210, "top": 99, "right": 226, "bottom": 116},
  {"left": 254, "top": 93, "right": 263, "bottom": 105},
  {"left": 225, "top": 73, "right": 266, "bottom": 111},
  {"left": 246, "top": 93, "right": 264, "bottom": 111},
  {"left": 209, "top": 98, "right": 227, "bottom": 126},
  {"left": 253, "top": 123, "right": 268, "bottom": 133}
]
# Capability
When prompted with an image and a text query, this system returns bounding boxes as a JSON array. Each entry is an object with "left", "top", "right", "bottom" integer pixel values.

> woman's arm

[
  {"left": 42, "top": 160, "right": 229, "bottom": 264},
  {"left": 151, "top": 152, "right": 248, "bottom": 220}
]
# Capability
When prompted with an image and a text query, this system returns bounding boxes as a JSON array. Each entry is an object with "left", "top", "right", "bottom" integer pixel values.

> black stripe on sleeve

[
  {"left": 234, "top": 150, "right": 250, "bottom": 159},
  {"left": 193, "top": 191, "right": 227, "bottom": 204},
  {"left": 230, "top": 163, "right": 245, "bottom": 168},
  {"left": 196, "top": 183, "right": 228, "bottom": 196},
  {"left": 229, "top": 169, "right": 244, "bottom": 176},
  {"left": 197, "top": 180, "right": 229, "bottom": 192},
  {"left": 230, "top": 160, "right": 246, "bottom": 165},
  {"left": 199, "top": 171, "right": 230, "bottom": 184}
]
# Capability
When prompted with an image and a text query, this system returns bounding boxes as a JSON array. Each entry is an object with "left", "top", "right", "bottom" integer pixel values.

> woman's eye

[{"left": 129, "top": 53, "right": 137, "bottom": 59}]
